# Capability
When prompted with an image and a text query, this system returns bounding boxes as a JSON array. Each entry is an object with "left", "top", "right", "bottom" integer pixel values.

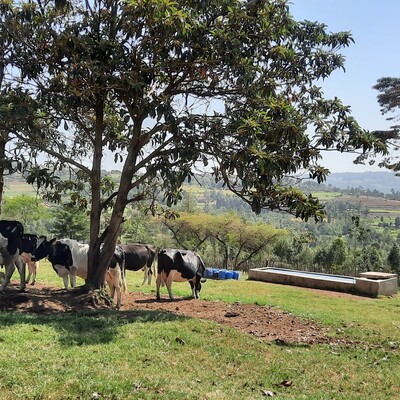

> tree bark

[
  {"left": 0, "top": 136, "right": 5, "bottom": 215},
  {"left": 86, "top": 112, "right": 142, "bottom": 289},
  {"left": 87, "top": 97, "right": 105, "bottom": 288}
]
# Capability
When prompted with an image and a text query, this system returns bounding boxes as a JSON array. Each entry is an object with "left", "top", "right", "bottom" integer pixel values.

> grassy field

[
  {"left": 3, "top": 179, "right": 36, "bottom": 197},
  {"left": 0, "top": 262, "right": 399, "bottom": 399}
]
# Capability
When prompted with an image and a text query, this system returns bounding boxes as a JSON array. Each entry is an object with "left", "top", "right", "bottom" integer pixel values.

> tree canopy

[
  {"left": 0, "top": 0, "right": 387, "bottom": 288},
  {"left": 373, "top": 77, "right": 400, "bottom": 171}
]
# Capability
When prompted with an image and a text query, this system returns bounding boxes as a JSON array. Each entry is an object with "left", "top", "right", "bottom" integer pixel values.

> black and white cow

[
  {"left": 0, "top": 220, "right": 25, "bottom": 292},
  {"left": 120, "top": 243, "right": 157, "bottom": 286},
  {"left": 156, "top": 248, "right": 206, "bottom": 300},
  {"left": 34, "top": 237, "right": 126, "bottom": 308}
]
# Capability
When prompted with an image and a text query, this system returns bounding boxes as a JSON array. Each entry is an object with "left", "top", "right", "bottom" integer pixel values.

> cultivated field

[
  {"left": 0, "top": 262, "right": 399, "bottom": 399},
  {"left": 340, "top": 195, "right": 400, "bottom": 218}
]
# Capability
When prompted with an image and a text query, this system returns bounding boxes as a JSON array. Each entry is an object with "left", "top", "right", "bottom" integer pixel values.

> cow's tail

[
  {"left": 199, "top": 253, "right": 207, "bottom": 283},
  {"left": 144, "top": 247, "right": 158, "bottom": 286},
  {"left": 152, "top": 248, "right": 159, "bottom": 281},
  {"left": 120, "top": 250, "right": 128, "bottom": 293}
]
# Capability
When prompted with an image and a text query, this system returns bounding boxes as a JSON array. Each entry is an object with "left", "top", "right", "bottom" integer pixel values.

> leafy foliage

[
  {"left": 163, "top": 211, "right": 286, "bottom": 268},
  {"left": 373, "top": 77, "right": 400, "bottom": 171},
  {"left": 2, "top": 195, "right": 50, "bottom": 232}
]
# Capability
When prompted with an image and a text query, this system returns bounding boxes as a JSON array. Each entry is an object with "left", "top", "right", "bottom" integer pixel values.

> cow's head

[
  {"left": 33, "top": 236, "right": 55, "bottom": 261},
  {"left": 19, "top": 234, "right": 38, "bottom": 254},
  {"left": 109, "top": 245, "right": 125, "bottom": 269},
  {"left": 47, "top": 241, "right": 73, "bottom": 270}
]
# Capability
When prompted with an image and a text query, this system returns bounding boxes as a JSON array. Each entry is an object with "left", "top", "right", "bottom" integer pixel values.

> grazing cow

[
  {"left": 0, "top": 220, "right": 25, "bottom": 292},
  {"left": 119, "top": 243, "right": 157, "bottom": 286},
  {"left": 34, "top": 238, "right": 125, "bottom": 308},
  {"left": 156, "top": 248, "right": 206, "bottom": 300}
]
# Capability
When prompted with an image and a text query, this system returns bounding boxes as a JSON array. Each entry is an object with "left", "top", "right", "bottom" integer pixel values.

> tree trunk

[
  {"left": 0, "top": 58, "right": 6, "bottom": 215},
  {"left": 86, "top": 98, "right": 105, "bottom": 289},
  {"left": 0, "top": 136, "right": 5, "bottom": 215},
  {"left": 86, "top": 110, "right": 141, "bottom": 289}
]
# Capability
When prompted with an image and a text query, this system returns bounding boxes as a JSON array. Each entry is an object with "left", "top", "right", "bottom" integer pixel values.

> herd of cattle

[{"left": 0, "top": 220, "right": 207, "bottom": 308}]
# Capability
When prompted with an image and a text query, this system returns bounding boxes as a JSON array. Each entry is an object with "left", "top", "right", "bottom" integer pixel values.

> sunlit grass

[{"left": 312, "top": 191, "right": 343, "bottom": 200}]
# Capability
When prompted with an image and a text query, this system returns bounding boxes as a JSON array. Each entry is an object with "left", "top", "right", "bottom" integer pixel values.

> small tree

[
  {"left": 49, "top": 205, "right": 90, "bottom": 241},
  {"left": 387, "top": 243, "right": 400, "bottom": 274},
  {"left": 2, "top": 195, "right": 48, "bottom": 232},
  {"left": 327, "top": 237, "right": 347, "bottom": 272}
]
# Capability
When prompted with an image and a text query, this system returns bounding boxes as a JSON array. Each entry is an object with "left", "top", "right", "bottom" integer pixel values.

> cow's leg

[
  {"left": 141, "top": 267, "right": 148, "bottom": 286},
  {"left": 0, "top": 262, "right": 15, "bottom": 292},
  {"left": 106, "top": 267, "right": 122, "bottom": 308},
  {"left": 189, "top": 281, "right": 197, "bottom": 298},
  {"left": 15, "top": 259, "right": 26, "bottom": 292},
  {"left": 165, "top": 272, "right": 175, "bottom": 300},
  {"left": 156, "top": 273, "right": 162, "bottom": 300},
  {"left": 69, "top": 274, "right": 77, "bottom": 288},
  {"left": 61, "top": 274, "right": 69, "bottom": 289},
  {"left": 194, "top": 276, "right": 202, "bottom": 299},
  {"left": 189, "top": 278, "right": 201, "bottom": 299},
  {"left": 120, "top": 268, "right": 127, "bottom": 293},
  {"left": 147, "top": 268, "right": 152, "bottom": 285},
  {"left": 28, "top": 261, "right": 37, "bottom": 285},
  {"left": 26, "top": 271, "right": 32, "bottom": 285},
  {"left": 115, "top": 285, "right": 121, "bottom": 309},
  {"left": 109, "top": 284, "right": 115, "bottom": 300}
]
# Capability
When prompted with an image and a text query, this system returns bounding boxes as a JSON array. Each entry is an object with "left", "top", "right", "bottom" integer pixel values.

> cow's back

[
  {"left": 0, "top": 220, "right": 24, "bottom": 256},
  {"left": 58, "top": 239, "right": 89, "bottom": 279},
  {"left": 122, "top": 243, "right": 156, "bottom": 271},
  {"left": 158, "top": 248, "right": 202, "bottom": 280}
]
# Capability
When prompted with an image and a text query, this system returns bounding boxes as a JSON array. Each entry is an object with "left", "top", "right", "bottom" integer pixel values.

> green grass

[
  {"left": 313, "top": 191, "right": 343, "bottom": 201},
  {"left": 1, "top": 262, "right": 400, "bottom": 399},
  {"left": 3, "top": 179, "right": 36, "bottom": 197}
]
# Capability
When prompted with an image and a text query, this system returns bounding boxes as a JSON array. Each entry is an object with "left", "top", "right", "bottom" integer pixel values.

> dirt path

[{"left": 0, "top": 281, "right": 341, "bottom": 345}]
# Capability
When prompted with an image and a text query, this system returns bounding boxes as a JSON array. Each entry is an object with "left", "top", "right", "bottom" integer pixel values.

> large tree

[{"left": 0, "top": 0, "right": 386, "bottom": 290}]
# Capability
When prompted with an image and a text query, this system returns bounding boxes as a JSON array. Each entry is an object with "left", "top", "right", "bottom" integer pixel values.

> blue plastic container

[
  {"left": 225, "top": 271, "right": 234, "bottom": 280},
  {"left": 212, "top": 269, "right": 220, "bottom": 279},
  {"left": 232, "top": 271, "right": 240, "bottom": 280},
  {"left": 218, "top": 270, "right": 227, "bottom": 280},
  {"left": 205, "top": 269, "right": 213, "bottom": 278}
]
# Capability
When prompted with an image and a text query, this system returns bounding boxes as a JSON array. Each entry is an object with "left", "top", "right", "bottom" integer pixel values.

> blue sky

[{"left": 290, "top": 0, "right": 400, "bottom": 172}]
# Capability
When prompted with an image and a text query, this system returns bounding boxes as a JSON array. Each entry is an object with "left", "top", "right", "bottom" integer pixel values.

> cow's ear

[
  {"left": 49, "top": 238, "right": 57, "bottom": 245},
  {"left": 37, "top": 236, "right": 47, "bottom": 247}
]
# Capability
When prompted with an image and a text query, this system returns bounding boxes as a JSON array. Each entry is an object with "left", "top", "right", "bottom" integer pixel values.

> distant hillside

[
  {"left": 325, "top": 171, "right": 400, "bottom": 193},
  {"left": 4, "top": 170, "right": 400, "bottom": 198}
]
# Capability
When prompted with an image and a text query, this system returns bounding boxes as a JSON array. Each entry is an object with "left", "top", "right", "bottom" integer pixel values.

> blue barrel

[
  {"left": 205, "top": 269, "right": 213, "bottom": 278},
  {"left": 232, "top": 271, "right": 240, "bottom": 280},
  {"left": 218, "top": 270, "right": 227, "bottom": 280},
  {"left": 212, "top": 269, "right": 220, "bottom": 279},
  {"left": 225, "top": 271, "right": 234, "bottom": 279}
]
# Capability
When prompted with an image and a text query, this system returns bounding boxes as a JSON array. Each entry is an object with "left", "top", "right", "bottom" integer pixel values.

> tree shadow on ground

[{"left": 0, "top": 286, "right": 190, "bottom": 347}]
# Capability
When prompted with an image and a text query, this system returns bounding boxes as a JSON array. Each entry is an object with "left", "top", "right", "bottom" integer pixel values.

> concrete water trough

[{"left": 248, "top": 267, "right": 398, "bottom": 297}]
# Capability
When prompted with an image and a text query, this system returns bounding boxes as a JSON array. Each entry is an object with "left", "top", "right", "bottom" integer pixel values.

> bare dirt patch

[{"left": 0, "top": 281, "right": 342, "bottom": 345}]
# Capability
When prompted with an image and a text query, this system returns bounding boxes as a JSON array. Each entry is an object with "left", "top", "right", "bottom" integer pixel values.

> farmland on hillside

[{"left": 339, "top": 195, "right": 400, "bottom": 218}]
